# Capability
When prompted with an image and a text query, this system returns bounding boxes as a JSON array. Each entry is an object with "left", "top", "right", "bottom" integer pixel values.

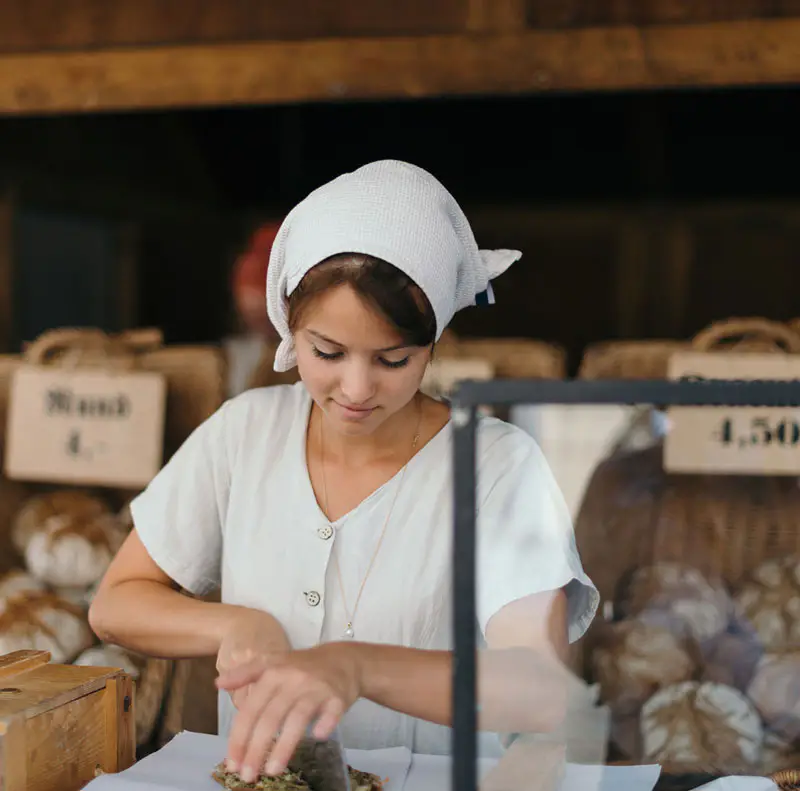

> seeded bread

[{"left": 211, "top": 762, "right": 383, "bottom": 791}]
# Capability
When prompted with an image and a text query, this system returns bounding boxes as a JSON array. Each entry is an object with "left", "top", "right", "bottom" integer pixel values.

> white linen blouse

[{"left": 130, "top": 382, "right": 598, "bottom": 756}]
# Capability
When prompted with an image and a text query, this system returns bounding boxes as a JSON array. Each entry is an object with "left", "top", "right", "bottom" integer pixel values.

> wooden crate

[{"left": 0, "top": 649, "right": 135, "bottom": 791}]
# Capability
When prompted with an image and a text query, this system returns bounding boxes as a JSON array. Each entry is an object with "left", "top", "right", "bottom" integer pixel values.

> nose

[{"left": 340, "top": 361, "right": 376, "bottom": 405}]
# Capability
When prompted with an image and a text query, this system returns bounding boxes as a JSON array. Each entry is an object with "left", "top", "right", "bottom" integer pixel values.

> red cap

[{"left": 232, "top": 221, "right": 282, "bottom": 339}]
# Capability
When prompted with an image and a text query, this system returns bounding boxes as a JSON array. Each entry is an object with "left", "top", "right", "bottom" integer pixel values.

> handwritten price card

[
  {"left": 664, "top": 351, "right": 800, "bottom": 476},
  {"left": 4, "top": 366, "right": 166, "bottom": 487}
]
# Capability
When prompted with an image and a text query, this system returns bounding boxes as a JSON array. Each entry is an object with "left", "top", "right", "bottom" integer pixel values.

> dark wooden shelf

[{"left": 0, "top": 16, "right": 799, "bottom": 115}]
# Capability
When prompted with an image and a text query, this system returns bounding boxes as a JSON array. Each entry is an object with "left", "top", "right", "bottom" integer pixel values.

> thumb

[
  {"left": 216, "top": 647, "right": 256, "bottom": 672},
  {"left": 215, "top": 658, "right": 265, "bottom": 691}
]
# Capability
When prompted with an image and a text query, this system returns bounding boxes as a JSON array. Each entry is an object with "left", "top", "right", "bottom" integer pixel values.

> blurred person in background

[
  {"left": 227, "top": 220, "right": 299, "bottom": 395},
  {"left": 232, "top": 221, "right": 283, "bottom": 342}
]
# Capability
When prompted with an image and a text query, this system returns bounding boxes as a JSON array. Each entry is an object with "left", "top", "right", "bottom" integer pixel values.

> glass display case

[{"left": 450, "top": 376, "right": 800, "bottom": 791}]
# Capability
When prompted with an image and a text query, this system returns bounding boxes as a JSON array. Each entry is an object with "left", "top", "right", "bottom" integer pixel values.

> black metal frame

[{"left": 450, "top": 378, "right": 800, "bottom": 791}]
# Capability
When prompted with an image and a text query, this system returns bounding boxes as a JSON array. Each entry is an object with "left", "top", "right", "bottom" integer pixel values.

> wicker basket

[
  {"left": 435, "top": 333, "right": 567, "bottom": 379},
  {"left": 578, "top": 340, "right": 690, "bottom": 380},
  {"left": 578, "top": 317, "right": 800, "bottom": 379},
  {"left": 0, "top": 327, "right": 226, "bottom": 750},
  {"left": 22, "top": 326, "right": 227, "bottom": 464},
  {"left": 772, "top": 769, "right": 800, "bottom": 789},
  {"left": 572, "top": 318, "right": 800, "bottom": 776}
]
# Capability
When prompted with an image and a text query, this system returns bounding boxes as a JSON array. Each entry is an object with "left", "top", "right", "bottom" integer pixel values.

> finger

[
  {"left": 217, "top": 659, "right": 266, "bottom": 691},
  {"left": 311, "top": 696, "right": 346, "bottom": 740},
  {"left": 226, "top": 671, "right": 281, "bottom": 771},
  {"left": 240, "top": 689, "right": 304, "bottom": 782},
  {"left": 266, "top": 696, "right": 325, "bottom": 775},
  {"left": 231, "top": 684, "right": 251, "bottom": 710}
]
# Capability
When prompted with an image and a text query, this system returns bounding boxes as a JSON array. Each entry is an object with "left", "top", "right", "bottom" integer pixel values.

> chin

[{"left": 335, "top": 421, "right": 379, "bottom": 437}]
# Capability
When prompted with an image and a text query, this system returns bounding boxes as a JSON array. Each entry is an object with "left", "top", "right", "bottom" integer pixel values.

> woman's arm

[
  {"left": 354, "top": 643, "right": 453, "bottom": 724},
  {"left": 219, "top": 589, "right": 572, "bottom": 781},
  {"left": 89, "top": 530, "right": 289, "bottom": 659},
  {"left": 219, "top": 590, "right": 572, "bottom": 780},
  {"left": 354, "top": 589, "right": 570, "bottom": 732},
  {"left": 220, "top": 589, "right": 570, "bottom": 730}
]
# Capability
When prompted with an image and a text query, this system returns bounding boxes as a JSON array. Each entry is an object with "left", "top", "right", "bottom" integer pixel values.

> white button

[
  {"left": 317, "top": 525, "right": 333, "bottom": 540},
  {"left": 304, "top": 591, "right": 321, "bottom": 607}
]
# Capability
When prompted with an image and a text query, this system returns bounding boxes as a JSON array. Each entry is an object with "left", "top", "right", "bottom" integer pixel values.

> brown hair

[{"left": 287, "top": 253, "right": 437, "bottom": 347}]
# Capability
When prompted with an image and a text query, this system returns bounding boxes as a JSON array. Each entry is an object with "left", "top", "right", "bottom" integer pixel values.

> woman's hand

[
  {"left": 216, "top": 642, "right": 362, "bottom": 783},
  {"left": 216, "top": 608, "right": 291, "bottom": 710}
]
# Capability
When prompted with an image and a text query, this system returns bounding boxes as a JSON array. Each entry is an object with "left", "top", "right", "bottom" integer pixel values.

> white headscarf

[{"left": 266, "top": 159, "right": 521, "bottom": 372}]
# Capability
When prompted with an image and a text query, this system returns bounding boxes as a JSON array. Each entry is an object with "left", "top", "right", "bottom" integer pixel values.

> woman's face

[{"left": 294, "top": 283, "right": 432, "bottom": 436}]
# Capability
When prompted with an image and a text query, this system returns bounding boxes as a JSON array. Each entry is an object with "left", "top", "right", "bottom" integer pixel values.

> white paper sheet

[
  {"left": 692, "top": 778, "right": 777, "bottom": 791},
  {"left": 81, "top": 731, "right": 660, "bottom": 791},
  {"left": 81, "top": 731, "right": 412, "bottom": 791},
  {"left": 405, "top": 752, "right": 662, "bottom": 791}
]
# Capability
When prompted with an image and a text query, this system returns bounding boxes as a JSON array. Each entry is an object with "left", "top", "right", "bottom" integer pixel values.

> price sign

[
  {"left": 4, "top": 366, "right": 166, "bottom": 488},
  {"left": 663, "top": 352, "right": 800, "bottom": 476}
]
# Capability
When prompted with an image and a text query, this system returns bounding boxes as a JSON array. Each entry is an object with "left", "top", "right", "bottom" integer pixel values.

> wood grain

[
  {"left": 25, "top": 690, "right": 106, "bottom": 791},
  {"left": 1, "top": 17, "right": 799, "bottom": 114},
  {"left": 0, "top": 651, "right": 50, "bottom": 681},
  {"left": 0, "top": 0, "right": 467, "bottom": 53},
  {"left": 527, "top": 0, "right": 800, "bottom": 28},
  {"left": 103, "top": 676, "right": 135, "bottom": 772},
  {"left": 0, "top": 715, "right": 26, "bottom": 791},
  {"left": 0, "top": 663, "right": 118, "bottom": 720},
  {"left": 467, "top": 0, "right": 527, "bottom": 31},
  {"left": 0, "top": 658, "right": 134, "bottom": 791}
]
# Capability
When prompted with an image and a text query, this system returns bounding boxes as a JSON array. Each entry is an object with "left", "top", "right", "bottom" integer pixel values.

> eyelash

[
  {"left": 381, "top": 357, "right": 410, "bottom": 369},
  {"left": 311, "top": 345, "right": 410, "bottom": 369}
]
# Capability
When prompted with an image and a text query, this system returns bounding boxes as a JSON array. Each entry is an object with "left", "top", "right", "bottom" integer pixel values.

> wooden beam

[
  {"left": 526, "top": 0, "right": 800, "bottom": 28},
  {"left": 0, "top": 0, "right": 468, "bottom": 53},
  {"left": 1, "top": 16, "right": 800, "bottom": 114}
]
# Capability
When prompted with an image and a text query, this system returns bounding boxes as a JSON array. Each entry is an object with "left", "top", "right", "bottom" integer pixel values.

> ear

[{"left": 479, "top": 249, "right": 522, "bottom": 278}]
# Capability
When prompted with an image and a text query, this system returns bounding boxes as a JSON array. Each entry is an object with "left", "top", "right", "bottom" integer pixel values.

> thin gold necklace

[{"left": 319, "top": 399, "right": 422, "bottom": 640}]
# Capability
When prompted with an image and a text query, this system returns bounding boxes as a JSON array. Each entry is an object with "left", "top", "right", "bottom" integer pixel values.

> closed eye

[
  {"left": 379, "top": 357, "right": 410, "bottom": 369},
  {"left": 311, "top": 346, "right": 343, "bottom": 361},
  {"left": 311, "top": 344, "right": 410, "bottom": 369}
]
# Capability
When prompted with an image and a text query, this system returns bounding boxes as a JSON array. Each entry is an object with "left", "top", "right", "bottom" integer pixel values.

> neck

[{"left": 312, "top": 393, "right": 421, "bottom": 466}]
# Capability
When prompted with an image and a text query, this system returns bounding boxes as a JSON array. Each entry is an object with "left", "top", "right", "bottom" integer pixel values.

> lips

[{"left": 335, "top": 402, "right": 375, "bottom": 418}]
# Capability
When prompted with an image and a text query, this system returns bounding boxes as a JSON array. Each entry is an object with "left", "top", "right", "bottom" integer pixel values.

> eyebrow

[{"left": 307, "top": 329, "right": 409, "bottom": 353}]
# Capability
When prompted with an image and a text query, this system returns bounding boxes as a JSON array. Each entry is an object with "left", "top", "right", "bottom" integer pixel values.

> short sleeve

[
  {"left": 475, "top": 425, "right": 599, "bottom": 643},
  {"left": 129, "top": 400, "right": 234, "bottom": 596}
]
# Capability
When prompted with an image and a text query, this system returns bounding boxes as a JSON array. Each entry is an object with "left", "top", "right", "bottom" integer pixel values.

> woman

[{"left": 89, "top": 160, "right": 598, "bottom": 784}]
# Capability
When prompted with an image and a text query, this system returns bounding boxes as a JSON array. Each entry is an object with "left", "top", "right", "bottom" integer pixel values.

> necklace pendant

[{"left": 343, "top": 622, "right": 355, "bottom": 639}]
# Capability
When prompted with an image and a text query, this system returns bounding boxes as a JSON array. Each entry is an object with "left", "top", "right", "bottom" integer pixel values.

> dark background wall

[{"left": 1, "top": 85, "right": 798, "bottom": 372}]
